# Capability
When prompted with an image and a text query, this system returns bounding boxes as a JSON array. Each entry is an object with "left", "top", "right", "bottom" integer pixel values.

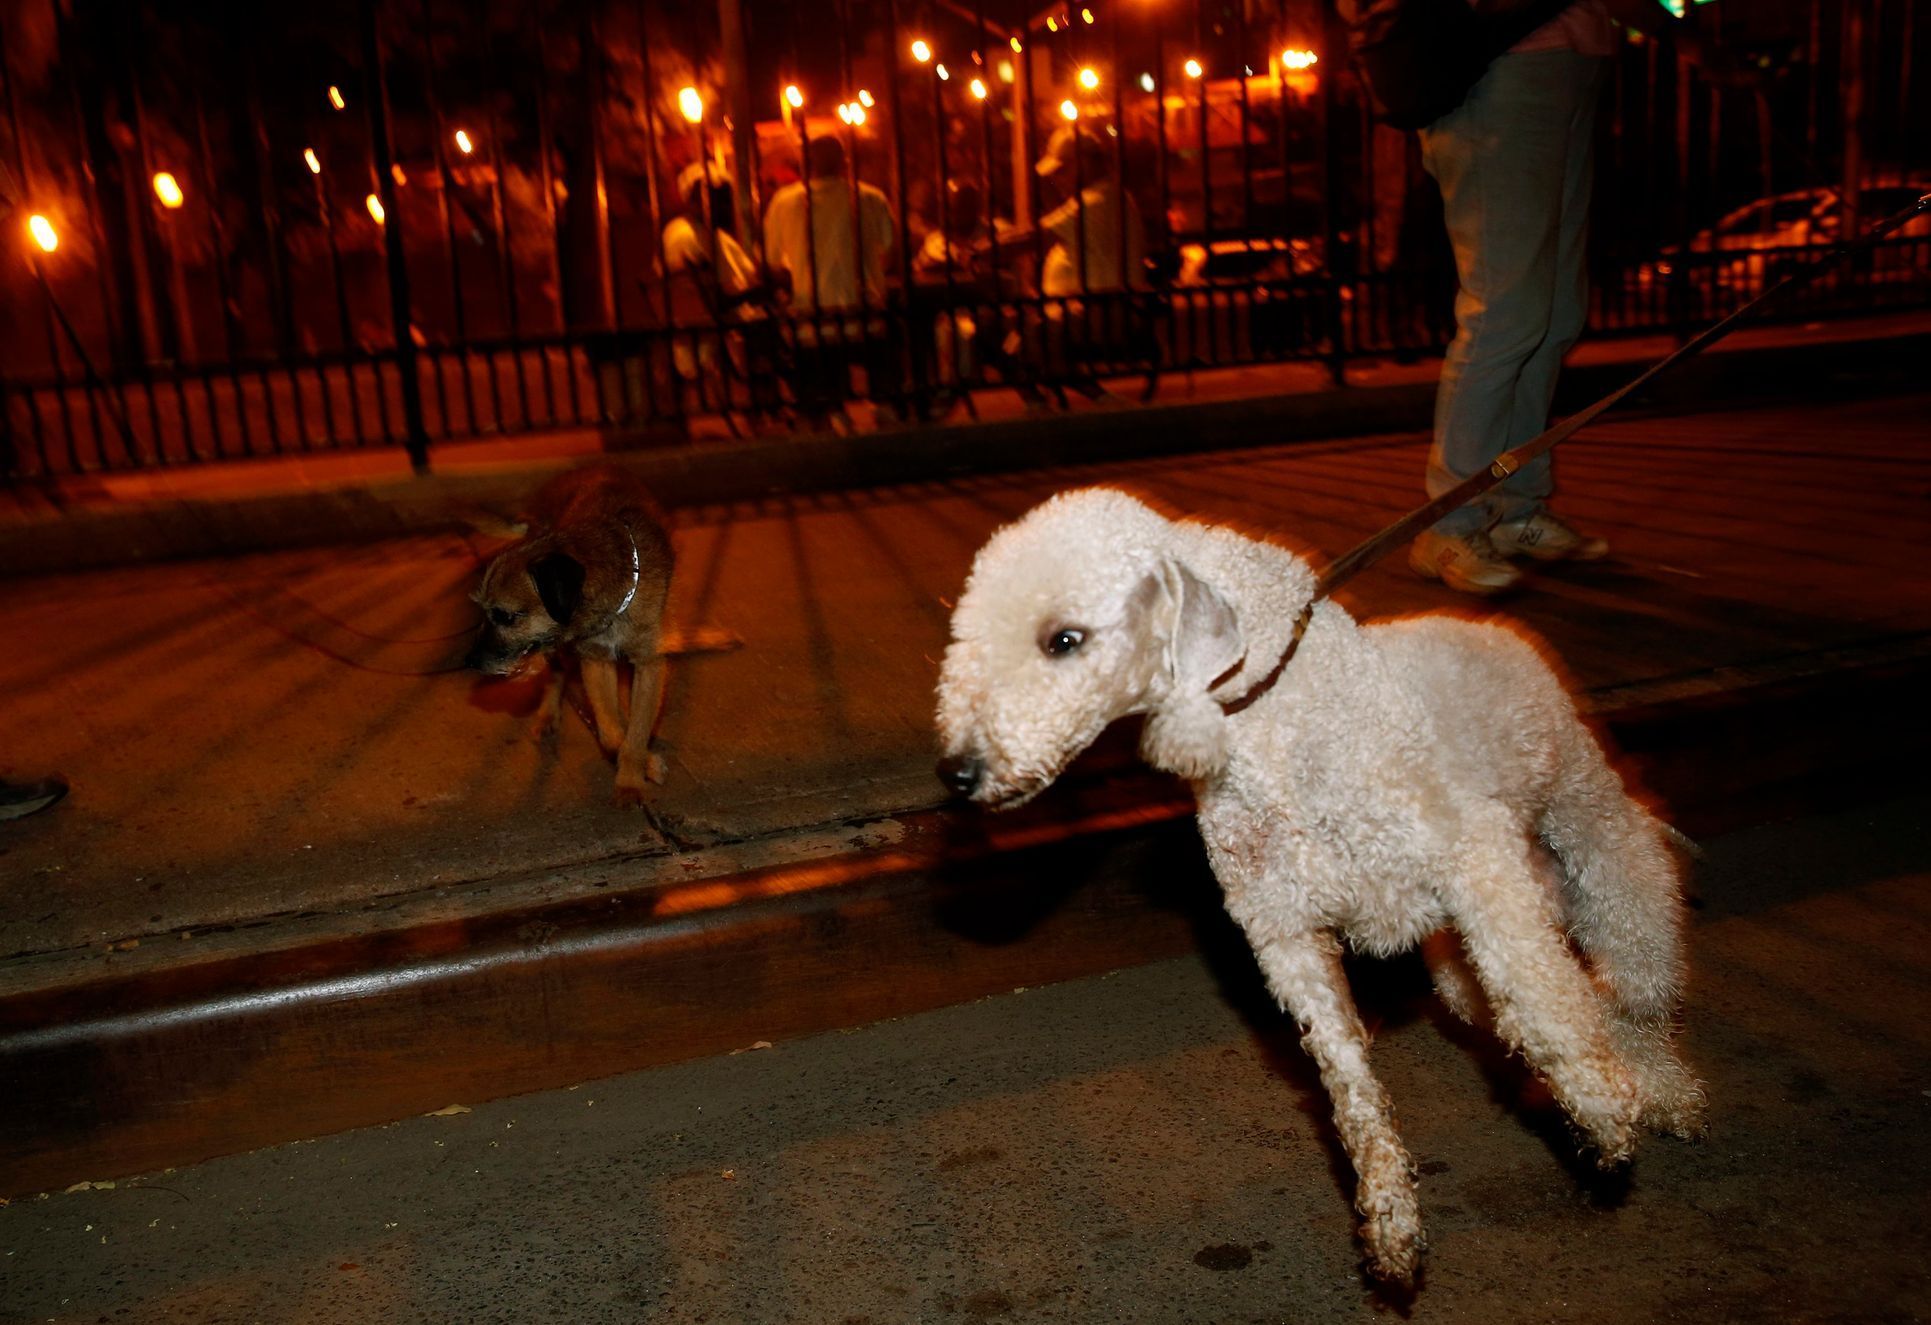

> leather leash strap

[{"left": 1220, "top": 192, "right": 1931, "bottom": 717}]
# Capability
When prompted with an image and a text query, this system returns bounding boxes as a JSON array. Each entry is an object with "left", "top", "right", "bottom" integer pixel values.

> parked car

[
  {"left": 1625, "top": 177, "right": 1931, "bottom": 302},
  {"left": 1165, "top": 236, "right": 1327, "bottom": 361}
]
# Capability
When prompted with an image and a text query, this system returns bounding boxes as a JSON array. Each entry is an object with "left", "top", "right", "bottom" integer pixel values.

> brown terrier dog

[{"left": 468, "top": 465, "right": 675, "bottom": 805}]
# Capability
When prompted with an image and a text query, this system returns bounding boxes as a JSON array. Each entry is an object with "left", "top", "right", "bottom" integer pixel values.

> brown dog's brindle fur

[{"left": 469, "top": 465, "right": 675, "bottom": 805}]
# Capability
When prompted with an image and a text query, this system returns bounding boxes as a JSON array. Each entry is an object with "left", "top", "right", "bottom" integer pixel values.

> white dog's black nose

[{"left": 937, "top": 753, "right": 983, "bottom": 798}]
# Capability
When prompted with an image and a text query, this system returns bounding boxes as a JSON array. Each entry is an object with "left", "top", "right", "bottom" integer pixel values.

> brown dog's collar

[{"left": 614, "top": 534, "right": 640, "bottom": 616}]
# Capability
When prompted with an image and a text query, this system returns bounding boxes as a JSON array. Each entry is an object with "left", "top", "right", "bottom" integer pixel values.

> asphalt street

[{"left": 4, "top": 789, "right": 1927, "bottom": 1324}]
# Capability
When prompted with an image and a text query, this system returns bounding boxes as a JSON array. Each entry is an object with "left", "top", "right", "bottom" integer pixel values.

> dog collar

[
  {"left": 615, "top": 535, "right": 640, "bottom": 616},
  {"left": 1216, "top": 598, "right": 1315, "bottom": 717}
]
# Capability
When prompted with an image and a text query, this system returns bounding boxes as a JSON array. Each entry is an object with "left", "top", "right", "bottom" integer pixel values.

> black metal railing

[{"left": 2, "top": 0, "right": 1925, "bottom": 480}]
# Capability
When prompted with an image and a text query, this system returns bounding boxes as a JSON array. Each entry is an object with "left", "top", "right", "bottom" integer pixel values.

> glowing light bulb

[
  {"left": 1184, "top": 57, "right": 1203, "bottom": 79},
  {"left": 28, "top": 213, "right": 57, "bottom": 253},
  {"left": 970, "top": 77, "right": 988, "bottom": 100},
  {"left": 1059, "top": 98, "right": 1078, "bottom": 120},
  {"left": 1078, "top": 67, "right": 1099, "bottom": 90},
  {"left": 327, "top": 85, "right": 346, "bottom": 111},
  {"left": 366, "top": 194, "right": 385, "bottom": 224},
  {"left": 858, "top": 89, "right": 874, "bottom": 107},
  {"left": 936, "top": 63, "right": 950, "bottom": 80},
  {"left": 152, "top": 171, "right": 184, "bottom": 208},
  {"left": 1010, "top": 36, "right": 1023, "bottom": 53},
  {"left": 304, "top": 147, "right": 322, "bottom": 174},
  {"left": 785, "top": 84, "right": 803, "bottom": 109},
  {"left": 998, "top": 60, "right": 1015, "bottom": 83},
  {"left": 911, "top": 38, "right": 932, "bottom": 62},
  {"left": 454, "top": 129, "right": 474, "bottom": 155},
  {"left": 1139, "top": 72, "right": 1155, "bottom": 93},
  {"left": 678, "top": 86, "right": 703, "bottom": 123},
  {"left": 1082, "top": 7, "right": 1094, "bottom": 23}
]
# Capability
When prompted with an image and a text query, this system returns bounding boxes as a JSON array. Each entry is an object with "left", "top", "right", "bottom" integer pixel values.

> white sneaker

[
  {"left": 1409, "top": 529, "right": 1523, "bottom": 595},
  {"left": 1491, "top": 510, "right": 1609, "bottom": 561}
]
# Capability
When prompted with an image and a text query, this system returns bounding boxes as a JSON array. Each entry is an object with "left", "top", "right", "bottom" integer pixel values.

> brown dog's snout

[{"left": 937, "top": 752, "right": 983, "bottom": 798}]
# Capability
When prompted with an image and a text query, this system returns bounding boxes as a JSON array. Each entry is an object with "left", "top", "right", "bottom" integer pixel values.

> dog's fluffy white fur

[{"left": 936, "top": 488, "right": 1704, "bottom": 1285}]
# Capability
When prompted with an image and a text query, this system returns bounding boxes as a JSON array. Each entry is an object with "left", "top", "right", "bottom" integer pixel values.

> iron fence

[{"left": 1, "top": 0, "right": 1926, "bottom": 480}]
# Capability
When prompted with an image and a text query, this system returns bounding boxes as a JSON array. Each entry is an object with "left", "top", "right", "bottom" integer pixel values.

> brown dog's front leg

[
  {"left": 613, "top": 654, "right": 668, "bottom": 805},
  {"left": 581, "top": 656, "right": 626, "bottom": 758},
  {"left": 528, "top": 658, "right": 565, "bottom": 745}
]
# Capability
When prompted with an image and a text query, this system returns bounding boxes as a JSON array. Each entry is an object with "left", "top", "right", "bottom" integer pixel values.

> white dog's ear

[{"left": 1139, "top": 558, "right": 1243, "bottom": 781}]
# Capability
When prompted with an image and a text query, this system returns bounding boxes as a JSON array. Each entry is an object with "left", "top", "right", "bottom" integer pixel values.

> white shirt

[
  {"left": 662, "top": 216, "right": 759, "bottom": 304},
  {"left": 662, "top": 217, "right": 762, "bottom": 377},
  {"left": 762, "top": 178, "right": 896, "bottom": 315},
  {"left": 1039, "top": 180, "right": 1149, "bottom": 298}
]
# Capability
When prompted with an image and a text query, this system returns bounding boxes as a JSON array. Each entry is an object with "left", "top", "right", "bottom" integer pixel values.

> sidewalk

[
  {"left": 4, "top": 309, "right": 1928, "bottom": 576},
  {"left": 3, "top": 378, "right": 1928, "bottom": 1196},
  {"left": 7, "top": 382, "right": 1927, "bottom": 961}
]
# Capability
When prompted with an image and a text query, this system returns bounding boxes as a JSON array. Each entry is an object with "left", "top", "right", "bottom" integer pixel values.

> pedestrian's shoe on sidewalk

[
  {"left": 1409, "top": 529, "right": 1522, "bottom": 595},
  {"left": 1491, "top": 509, "right": 1610, "bottom": 562},
  {"left": 0, "top": 775, "right": 67, "bottom": 822}
]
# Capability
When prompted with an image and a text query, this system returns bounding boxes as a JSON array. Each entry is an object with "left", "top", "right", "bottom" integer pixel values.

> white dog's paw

[
  {"left": 1578, "top": 1067, "right": 1643, "bottom": 1167},
  {"left": 1360, "top": 1206, "right": 1423, "bottom": 1288},
  {"left": 1357, "top": 1178, "right": 1424, "bottom": 1288},
  {"left": 1642, "top": 1077, "right": 1709, "bottom": 1142}
]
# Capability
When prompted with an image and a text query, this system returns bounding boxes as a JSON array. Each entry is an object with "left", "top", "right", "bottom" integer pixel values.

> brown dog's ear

[{"left": 531, "top": 551, "right": 586, "bottom": 626}]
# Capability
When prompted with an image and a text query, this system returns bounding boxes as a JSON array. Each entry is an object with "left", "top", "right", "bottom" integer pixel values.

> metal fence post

[
  {"left": 1319, "top": 0, "right": 1348, "bottom": 386},
  {"left": 362, "top": 0, "right": 431, "bottom": 473}
]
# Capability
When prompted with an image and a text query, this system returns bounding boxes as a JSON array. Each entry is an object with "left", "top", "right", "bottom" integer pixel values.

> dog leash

[{"left": 1219, "top": 191, "right": 1931, "bottom": 717}]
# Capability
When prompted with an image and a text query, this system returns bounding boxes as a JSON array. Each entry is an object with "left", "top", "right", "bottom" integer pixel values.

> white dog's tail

[{"left": 1538, "top": 739, "right": 1689, "bottom": 1026}]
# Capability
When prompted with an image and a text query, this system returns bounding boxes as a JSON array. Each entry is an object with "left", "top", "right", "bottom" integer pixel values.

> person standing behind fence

[
  {"left": 661, "top": 164, "right": 780, "bottom": 422},
  {"left": 1408, "top": 0, "right": 1719, "bottom": 594},
  {"left": 1033, "top": 125, "right": 1149, "bottom": 305},
  {"left": 762, "top": 135, "right": 904, "bottom": 429},
  {"left": 955, "top": 125, "right": 1148, "bottom": 405}
]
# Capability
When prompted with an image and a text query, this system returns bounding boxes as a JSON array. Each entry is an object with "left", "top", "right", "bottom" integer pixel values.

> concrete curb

[
  {"left": 3, "top": 326, "right": 1926, "bottom": 577},
  {"left": 5, "top": 637, "right": 1926, "bottom": 1196}
]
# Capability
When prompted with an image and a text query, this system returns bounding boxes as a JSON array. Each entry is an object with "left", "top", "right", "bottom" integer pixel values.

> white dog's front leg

[{"left": 1250, "top": 927, "right": 1422, "bottom": 1286}]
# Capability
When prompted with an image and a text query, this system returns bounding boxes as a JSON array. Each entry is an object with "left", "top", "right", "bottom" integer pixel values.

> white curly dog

[{"left": 935, "top": 487, "right": 1704, "bottom": 1285}]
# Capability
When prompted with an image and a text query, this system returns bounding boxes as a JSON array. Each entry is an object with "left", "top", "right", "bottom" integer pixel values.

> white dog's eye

[{"left": 1042, "top": 627, "right": 1086, "bottom": 657}]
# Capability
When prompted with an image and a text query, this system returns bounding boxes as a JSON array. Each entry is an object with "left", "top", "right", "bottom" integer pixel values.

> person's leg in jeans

[
  {"left": 864, "top": 321, "right": 906, "bottom": 425},
  {"left": 1503, "top": 55, "right": 1604, "bottom": 478},
  {"left": 1489, "top": 54, "right": 1612, "bottom": 560},
  {"left": 741, "top": 321, "right": 785, "bottom": 423},
  {"left": 792, "top": 341, "right": 842, "bottom": 431},
  {"left": 1410, "top": 52, "right": 1596, "bottom": 591}
]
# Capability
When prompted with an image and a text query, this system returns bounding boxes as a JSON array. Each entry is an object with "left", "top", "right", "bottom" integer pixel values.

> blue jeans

[{"left": 1420, "top": 51, "right": 1607, "bottom": 535}]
